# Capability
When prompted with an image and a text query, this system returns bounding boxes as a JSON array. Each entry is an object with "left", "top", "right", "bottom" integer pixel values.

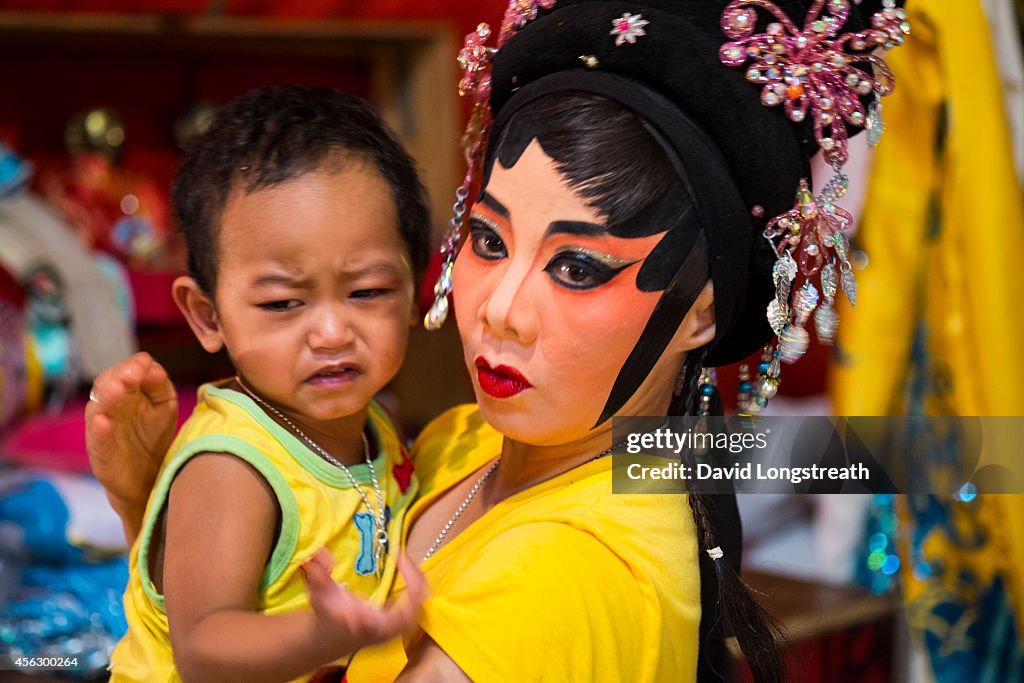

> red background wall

[{"left": 0, "top": 1, "right": 508, "bottom": 37}]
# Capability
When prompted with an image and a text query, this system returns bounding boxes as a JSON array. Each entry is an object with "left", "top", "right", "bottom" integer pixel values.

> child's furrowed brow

[
  {"left": 251, "top": 273, "right": 309, "bottom": 288},
  {"left": 350, "top": 262, "right": 410, "bottom": 281}
]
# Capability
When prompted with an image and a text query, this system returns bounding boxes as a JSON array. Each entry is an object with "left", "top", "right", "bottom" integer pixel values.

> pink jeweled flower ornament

[
  {"left": 610, "top": 13, "right": 649, "bottom": 46},
  {"left": 457, "top": 23, "right": 496, "bottom": 102},
  {"left": 719, "top": 0, "right": 909, "bottom": 166},
  {"left": 499, "top": 0, "right": 557, "bottom": 46},
  {"left": 457, "top": 0, "right": 558, "bottom": 106}
]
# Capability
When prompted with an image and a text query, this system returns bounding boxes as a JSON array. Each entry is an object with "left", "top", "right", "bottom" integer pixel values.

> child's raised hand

[
  {"left": 301, "top": 548, "right": 427, "bottom": 656},
  {"left": 85, "top": 352, "right": 178, "bottom": 524}
]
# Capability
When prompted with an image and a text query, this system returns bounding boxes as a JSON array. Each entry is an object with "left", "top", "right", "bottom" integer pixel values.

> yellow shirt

[
  {"left": 110, "top": 383, "right": 418, "bottom": 683},
  {"left": 346, "top": 405, "right": 700, "bottom": 682}
]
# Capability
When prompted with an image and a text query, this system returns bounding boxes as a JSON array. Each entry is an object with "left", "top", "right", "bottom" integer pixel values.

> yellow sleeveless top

[
  {"left": 346, "top": 405, "right": 700, "bottom": 682},
  {"left": 109, "top": 383, "right": 418, "bottom": 683}
]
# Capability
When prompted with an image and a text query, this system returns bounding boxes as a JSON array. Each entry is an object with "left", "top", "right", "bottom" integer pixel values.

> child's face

[{"left": 207, "top": 162, "right": 415, "bottom": 428}]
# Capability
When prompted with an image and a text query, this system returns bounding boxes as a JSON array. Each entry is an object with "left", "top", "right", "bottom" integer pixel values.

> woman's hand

[
  {"left": 302, "top": 548, "right": 428, "bottom": 657},
  {"left": 85, "top": 352, "right": 178, "bottom": 542}
]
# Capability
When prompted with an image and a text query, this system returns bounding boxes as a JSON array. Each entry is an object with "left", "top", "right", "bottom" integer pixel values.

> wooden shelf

[{"left": 0, "top": 10, "right": 459, "bottom": 241}]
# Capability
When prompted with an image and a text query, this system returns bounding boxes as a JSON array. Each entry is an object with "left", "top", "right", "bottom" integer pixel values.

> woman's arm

[
  {"left": 164, "top": 452, "right": 426, "bottom": 683},
  {"left": 395, "top": 636, "right": 471, "bottom": 683},
  {"left": 85, "top": 352, "right": 179, "bottom": 543}
]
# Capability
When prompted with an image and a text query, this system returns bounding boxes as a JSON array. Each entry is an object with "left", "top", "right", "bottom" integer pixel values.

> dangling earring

[
  {"left": 424, "top": 22, "right": 496, "bottom": 330},
  {"left": 696, "top": 367, "right": 717, "bottom": 416},
  {"left": 738, "top": 343, "right": 780, "bottom": 414}
]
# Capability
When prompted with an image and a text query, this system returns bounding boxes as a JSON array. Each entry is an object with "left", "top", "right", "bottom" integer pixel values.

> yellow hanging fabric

[{"left": 830, "top": 0, "right": 1024, "bottom": 667}]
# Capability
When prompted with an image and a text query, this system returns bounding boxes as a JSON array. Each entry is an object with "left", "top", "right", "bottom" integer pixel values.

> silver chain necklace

[
  {"left": 421, "top": 439, "right": 627, "bottom": 562},
  {"left": 234, "top": 377, "right": 389, "bottom": 575},
  {"left": 421, "top": 457, "right": 499, "bottom": 562}
]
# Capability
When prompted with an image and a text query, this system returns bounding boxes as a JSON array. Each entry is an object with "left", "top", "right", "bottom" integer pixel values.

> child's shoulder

[
  {"left": 170, "top": 381, "right": 265, "bottom": 446},
  {"left": 365, "top": 399, "right": 404, "bottom": 444},
  {"left": 161, "top": 382, "right": 295, "bottom": 484}
]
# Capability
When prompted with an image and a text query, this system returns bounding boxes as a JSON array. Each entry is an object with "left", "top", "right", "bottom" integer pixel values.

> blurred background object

[{"left": 828, "top": 0, "right": 1024, "bottom": 680}]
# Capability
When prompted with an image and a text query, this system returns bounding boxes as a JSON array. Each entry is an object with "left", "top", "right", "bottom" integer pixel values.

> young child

[{"left": 108, "top": 86, "right": 429, "bottom": 682}]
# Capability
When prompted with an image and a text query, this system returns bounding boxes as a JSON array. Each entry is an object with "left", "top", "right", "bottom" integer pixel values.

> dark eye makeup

[
  {"left": 544, "top": 247, "right": 637, "bottom": 290},
  {"left": 468, "top": 215, "right": 639, "bottom": 290},
  {"left": 468, "top": 217, "right": 508, "bottom": 260}
]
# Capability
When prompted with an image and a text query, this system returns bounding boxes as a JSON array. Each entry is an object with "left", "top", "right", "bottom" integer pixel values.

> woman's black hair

[
  {"left": 489, "top": 91, "right": 786, "bottom": 682},
  {"left": 485, "top": 91, "right": 676, "bottom": 227}
]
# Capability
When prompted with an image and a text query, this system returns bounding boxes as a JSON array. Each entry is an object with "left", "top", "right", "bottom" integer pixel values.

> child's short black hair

[{"left": 172, "top": 85, "right": 431, "bottom": 295}]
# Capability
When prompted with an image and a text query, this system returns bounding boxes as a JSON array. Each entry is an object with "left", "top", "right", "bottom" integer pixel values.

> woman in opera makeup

[{"left": 86, "top": 1, "right": 906, "bottom": 681}]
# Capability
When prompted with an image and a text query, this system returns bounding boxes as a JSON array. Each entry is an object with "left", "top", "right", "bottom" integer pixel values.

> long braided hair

[{"left": 674, "top": 348, "right": 786, "bottom": 682}]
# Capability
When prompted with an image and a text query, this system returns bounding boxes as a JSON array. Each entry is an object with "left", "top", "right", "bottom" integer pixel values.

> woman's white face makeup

[{"left": 452, "top": 140, "right": 714, "bottom": 446}]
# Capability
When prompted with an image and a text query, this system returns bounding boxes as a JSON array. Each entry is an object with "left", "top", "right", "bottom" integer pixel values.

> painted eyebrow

[
  {"left": 545, "top": 220, "right": 609, "bottom": 237},
  {"left": 477, "top": 191, "right": 510, "bottom": 219}
]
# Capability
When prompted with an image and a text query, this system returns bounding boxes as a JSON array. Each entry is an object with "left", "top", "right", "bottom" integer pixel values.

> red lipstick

[{"left": 475, "top": 356, "right": 532, "bottom": 399}]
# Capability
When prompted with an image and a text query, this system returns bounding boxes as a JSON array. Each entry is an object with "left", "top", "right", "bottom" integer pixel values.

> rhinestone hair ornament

[
  {"left": 424, "top": 0, "right": 909, "bottom": 415},
  {"left": 717, "top": 0, "right": 908, "bottom": 410}
]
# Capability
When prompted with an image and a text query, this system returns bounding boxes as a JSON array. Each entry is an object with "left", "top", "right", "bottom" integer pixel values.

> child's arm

[{"left": 163, "top": 452, "right": 425, "bottom": 683}]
